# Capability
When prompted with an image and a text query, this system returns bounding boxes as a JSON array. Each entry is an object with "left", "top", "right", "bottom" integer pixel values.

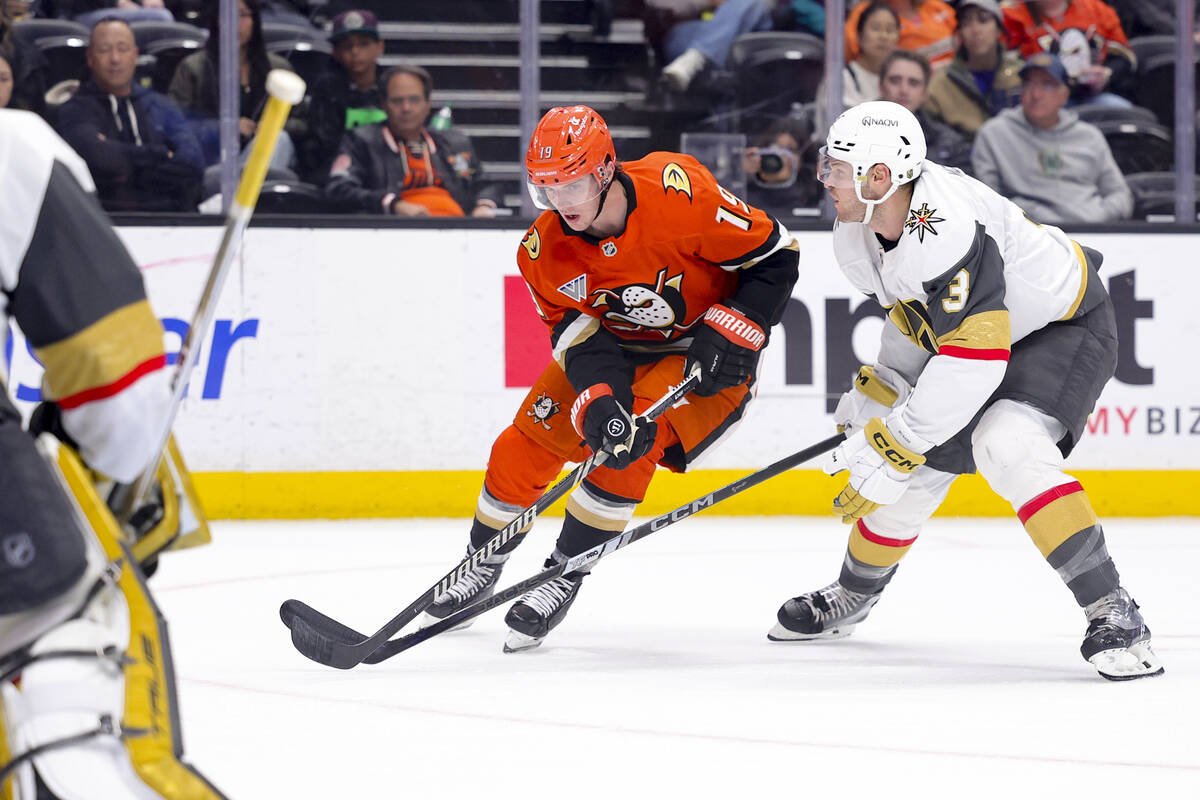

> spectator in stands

[
  {"left": 741, "top": 114, "right": 820, "bottom": 219},
  {"left": 0, "top": 2, "right": 47, "bottom": 113},
  {"left": 53, "top": 0, "right": 173, "bottom": 28},
  {"left": 303, "top": 9, "right": 384, "bottom": 182},
  {"left": 845, "top": 0, "right": 957, "bottom": 70},
  {"left": 168, "top": 0, "right": 302, "bottom": 169},
  {"left": 1002, "top": 0, "right": 1135, "bottom": 108},
  {"left": 879, "top": 50, "right": 972, "bottom": 172},
  {"left": 817, "top": 1, "right": 899, "bottom": 117},
  {"left": 925, "top": 0, "right": 1021, "bottom": 142},
  {"left": 56, "top": 17, "right": 202, "bottom": 210},
  {"left": 0, "top": 53, "right": 11, "bottom": 106},
  {"left": 657, "top": 0, "right": 773, "bottom": 93},
  {"left": 4, "top": 1, "right": 28, "bottom": 19},
  {"left": 973, "top": 52, "right": 1132, "bottom": 223},
  {"left": 324, "top": 64, "right": 500, "bottom": 217}
]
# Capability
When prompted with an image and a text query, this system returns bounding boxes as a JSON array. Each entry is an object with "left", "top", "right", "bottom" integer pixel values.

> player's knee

[{"left": 973, "top": 402, "right": 1066, "bottom": 504}]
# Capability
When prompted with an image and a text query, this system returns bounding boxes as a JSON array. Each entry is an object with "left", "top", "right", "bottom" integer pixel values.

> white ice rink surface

[{"left": 154, "top": 516, "right": 1199, "bottom": 799}]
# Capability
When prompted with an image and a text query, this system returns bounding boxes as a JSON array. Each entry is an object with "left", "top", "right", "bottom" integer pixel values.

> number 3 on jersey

[
  {"left": 942, "top": 268, "right": 970, "bottom": 313},
  {"left": 715, "top": 184, "right": 752, "bottom": 231}
]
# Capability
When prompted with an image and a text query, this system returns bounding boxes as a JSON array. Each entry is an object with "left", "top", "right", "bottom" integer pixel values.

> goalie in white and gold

[{"left": 0, "top": 110, "right": 223, "bottom": 799}]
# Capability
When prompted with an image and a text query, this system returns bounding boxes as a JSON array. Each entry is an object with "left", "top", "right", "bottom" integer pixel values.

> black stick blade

[{"left": 280, "top": 599, "right": 369, "bottom": 669}]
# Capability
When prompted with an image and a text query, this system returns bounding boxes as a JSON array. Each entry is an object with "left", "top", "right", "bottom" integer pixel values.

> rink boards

[{"left": 4, "top": 225, "right": 1197, "bottom": 517}]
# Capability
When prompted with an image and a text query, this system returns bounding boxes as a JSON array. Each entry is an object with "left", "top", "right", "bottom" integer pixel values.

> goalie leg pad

[{"left": 0, "top": 441, "right": 226, "bottom": 800}]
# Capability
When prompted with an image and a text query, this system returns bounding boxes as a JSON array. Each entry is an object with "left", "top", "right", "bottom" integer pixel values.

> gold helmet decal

[
  {"left": 661, "top": 162, "right": 692, "bottom": 201},
  {"left": 521, "top": 227, "right": 541, "bottom": 260}
]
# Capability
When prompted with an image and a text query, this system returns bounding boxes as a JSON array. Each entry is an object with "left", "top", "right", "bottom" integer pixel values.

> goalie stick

[
  {"left": 109, "top": 70, "right": 308, "bottom": 525},
  {"left": 353, "top": 431, "right": 847, "bottom": 663},
  {"left": 280, "top": 371, "right": 701, "bottom": 669}
]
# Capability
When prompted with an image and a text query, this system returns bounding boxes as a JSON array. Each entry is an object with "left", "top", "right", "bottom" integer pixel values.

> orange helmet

[{"left": 525, "top": 105, "right": 616, "bottom": 210}]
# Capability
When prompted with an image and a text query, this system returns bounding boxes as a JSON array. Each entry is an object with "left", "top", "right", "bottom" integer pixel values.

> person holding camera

[{"left": 741, "top": 115, "right": 820, "bottom": 221}]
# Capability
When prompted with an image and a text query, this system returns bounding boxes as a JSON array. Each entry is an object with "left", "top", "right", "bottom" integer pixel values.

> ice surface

[{"left": 154, "top": 516, "right": 1199, "bottom": 799}]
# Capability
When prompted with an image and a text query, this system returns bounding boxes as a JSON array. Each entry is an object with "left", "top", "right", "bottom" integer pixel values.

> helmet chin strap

[{"left": 853, "top": 177, "right": 901, "bottom": 227}]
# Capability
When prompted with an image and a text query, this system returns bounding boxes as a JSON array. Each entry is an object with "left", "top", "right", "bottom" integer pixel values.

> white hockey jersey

[
  {"left": 0, "top": 110, "right": 169, "bottom": 482},
  {"left": 832, "top": 161, "right": 1100, "bottom": 451}
]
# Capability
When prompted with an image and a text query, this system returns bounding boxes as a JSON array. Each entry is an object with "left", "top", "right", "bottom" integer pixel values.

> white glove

[
  {"left": 824, "top": 417, "right": 926, "bottom": 523},
  {"left": 833, "top": 365, "right": 912, "bottom": 435}
]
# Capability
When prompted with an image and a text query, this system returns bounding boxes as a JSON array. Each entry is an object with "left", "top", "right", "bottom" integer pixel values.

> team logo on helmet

[
  {"left": 904, "top": 202, "right": 945, "bottom": 243},
  {"left": 661, "top": 163, "right": 692, "bottom": 201},
  {"left": 526, "top": 393, "right": 561, "bottom": 431}
]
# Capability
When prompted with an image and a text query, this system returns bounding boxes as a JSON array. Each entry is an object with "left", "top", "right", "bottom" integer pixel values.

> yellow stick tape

[
  {"left": 234, "top": 95, "right": 292, "bottom": 209},
  {"left": 191, "top": 470, "right": 1200, "bottom": 519}
]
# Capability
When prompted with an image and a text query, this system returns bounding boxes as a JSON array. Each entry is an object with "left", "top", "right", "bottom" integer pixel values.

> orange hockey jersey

[{"left": 515, "top": 152, "right": 798, "bottom": 393}]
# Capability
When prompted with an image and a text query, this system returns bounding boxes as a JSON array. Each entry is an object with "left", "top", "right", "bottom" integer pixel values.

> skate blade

[
  {"left": 503, "top": 630, "right": 544, "bottom": 653},
  {"left": 418, "top": 611, "right": 475, "bottom": 633},
  {"left": 767, "top": 622, "right": 855, "bottom": 642},
  {"left": 1089, "top": 640, "right": 1165, "bottom": 681}
]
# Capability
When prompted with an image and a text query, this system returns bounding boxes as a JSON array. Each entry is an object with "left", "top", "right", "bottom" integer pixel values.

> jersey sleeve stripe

[
  {"left": 57, "top": 353, "right": 167, "bottom": 410},
  {"left": 718, "top": 218, "right": 790, "bottom": 270},
  {"left": 37, "top": 299, "right": 166, "bottom": 403},
  {"left": 937, "top": 345, "right": 1010, "bottom": 361},
  {"left": 1060, "top": 240, "right": 1090, "bottom": 321},
  {"left": 551, "top": 312, "right": 601, "bottom": 368}
]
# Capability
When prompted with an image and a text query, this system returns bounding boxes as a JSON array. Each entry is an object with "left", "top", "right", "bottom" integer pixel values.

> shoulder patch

[
  {"left": 904, "top": 202, "right": 945, "bottom": 243},
  {"left": 521, "top": 227, "right": 541, "bottom": 260},
  {"left": 661, "top": 162, "right": 692, "bottom": 201},
  {"left": 558, "top": 274, "right": 587, "bottom": 302}
]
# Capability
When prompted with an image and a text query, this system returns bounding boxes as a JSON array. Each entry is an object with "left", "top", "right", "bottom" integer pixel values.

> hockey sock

[
  {"left": 1018, "top": 481, "right": 1120, "bottom": 607},
  {"left": 837, "top": 519, "right": 914, "bottom": 593}
]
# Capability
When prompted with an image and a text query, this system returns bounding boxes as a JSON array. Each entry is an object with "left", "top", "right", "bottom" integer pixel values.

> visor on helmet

[
  {"left": 527, "top": 173, "right": 605, "bottom": 211},
  {"left": 816, "top": 146, "right": 857, "bottom": 189}
]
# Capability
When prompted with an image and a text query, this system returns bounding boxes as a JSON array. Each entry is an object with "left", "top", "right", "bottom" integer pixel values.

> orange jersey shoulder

[{"left": 515, "top": 152, "right": 784, "bottom": 347}]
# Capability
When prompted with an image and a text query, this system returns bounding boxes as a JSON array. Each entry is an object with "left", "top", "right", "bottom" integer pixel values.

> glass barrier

[{"left": 9, "top": 0, "right": 1195, "bottom": 224}]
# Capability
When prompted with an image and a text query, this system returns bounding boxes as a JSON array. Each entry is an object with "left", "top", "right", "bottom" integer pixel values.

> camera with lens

[{"left": 750, "top": 145, "right": 799, "bottom": 188}]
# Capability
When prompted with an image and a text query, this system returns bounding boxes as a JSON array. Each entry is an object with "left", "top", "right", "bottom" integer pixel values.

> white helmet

[{"left": 820, "top": 100, "right": 926, "bottom": 221}]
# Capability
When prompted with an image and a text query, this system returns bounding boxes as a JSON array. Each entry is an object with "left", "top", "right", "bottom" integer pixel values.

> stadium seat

[
  {"left": 261, "top": 22, "right": 326, "bottom": 47},
  {"left": 1083, "top": 112, "right": 1174, "bottom": 174},
  {"left": 32, "top": 34, "right": 89, "bottom": 87},
  {"left": 1072, "top": 104, "right": 1159, "bottom": 127},
  {"left": 128, "top": 20, "right": 208, "bottom": 51},
  {"left": 255, "top": 180, "right": 331, "bottom": 213},
  {"left": 1124, "top": 172, "right": 1200, "bottom": 221},
  {"left": 727, "top": 31, "right": 825, "bottom": 118},
  {"left": 9, "top": 18, "right": 88, "bottom": 46},
  {"left": 267, "top": 38, "right": 335, "bottom": 89},
  {"left": 1127, "top": 36, "right": 1200, "bottom": 125}
]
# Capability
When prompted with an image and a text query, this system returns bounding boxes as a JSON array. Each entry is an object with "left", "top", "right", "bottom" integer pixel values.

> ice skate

[
  {"left": 418, "top": 547, "right": 507, "bottom": 631},
  {"left": 503, "top": 567, "right": 586, "bottom": 653},
  {"left": 1081, "top": 588, "right": 1164, "bottom": 680},
  {"left": 768, "top": 581, "right": 881, "bottom": 641}
]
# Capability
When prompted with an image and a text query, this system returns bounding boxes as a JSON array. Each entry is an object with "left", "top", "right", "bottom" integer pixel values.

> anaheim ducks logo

[
  {"left": 521, "top": 227, "right": 541, "bottom": 260},
  {"left": 590, "top": 267, "right": 697, "bottom": 338},
  {"left": 525, "top": 392, "right": 561, "bottom": 430},
  {"left": 662, "top": 162, "right": 692, "bottom": 201}
]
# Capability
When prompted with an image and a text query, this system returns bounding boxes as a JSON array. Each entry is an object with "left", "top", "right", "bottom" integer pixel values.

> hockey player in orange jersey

[{"left": 421, "top": 105, "right": 800, "bottom": 652}]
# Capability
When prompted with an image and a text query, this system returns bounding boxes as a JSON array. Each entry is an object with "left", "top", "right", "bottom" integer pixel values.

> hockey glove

[
  {"left": 833, "top": 365, "right": 911, "bottom": 434},
  {"left": 824, "top": 417, "right": 926, "bottom": 523},
  {"left": 685, "top": 302, "right": 766, "bottom": 397},
  {"left": 570, "top": 384, "right": 657, "bottom": 470}
]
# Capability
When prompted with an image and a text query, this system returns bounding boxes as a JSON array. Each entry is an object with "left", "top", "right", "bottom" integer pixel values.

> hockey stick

[
  {"left": 108, "top": 70, "right": 308, "bottom": 525},
  {"left": 360, "top": 431, "right": 846, "bottom": 663},
  {"left": 280, "top": 371, "right": 701, "bottom": 669}
]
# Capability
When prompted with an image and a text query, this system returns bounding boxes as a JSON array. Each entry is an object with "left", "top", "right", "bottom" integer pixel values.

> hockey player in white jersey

[
  {"left": 0, "top": 111, "right": 227, "bottom": 797},
  {"left": 768, "top": 100, "right": 1162, "bottom": 681}
]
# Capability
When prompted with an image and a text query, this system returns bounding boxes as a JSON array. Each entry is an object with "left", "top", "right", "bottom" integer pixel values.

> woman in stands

[{"left": 168, "top": 0, "right": 303, "bottom": 170}]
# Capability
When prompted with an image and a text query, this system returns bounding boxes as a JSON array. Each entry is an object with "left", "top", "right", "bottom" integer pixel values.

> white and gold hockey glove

[
  {"left": 834, "top": 365, "right": 911, "bottom": 435},
  {"left": 824, "top": 417, "right": 926, "bottom": 523}
]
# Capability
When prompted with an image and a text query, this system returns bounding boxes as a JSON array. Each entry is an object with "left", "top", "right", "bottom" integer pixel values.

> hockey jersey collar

[{"left": 556, "top": 169, "right": 638, "bottom": 245}]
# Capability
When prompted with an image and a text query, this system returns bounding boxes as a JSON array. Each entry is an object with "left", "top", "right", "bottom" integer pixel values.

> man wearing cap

[
  {"left": 302, "top": 9, "right": 386, "bottom": 181},
  {"left": 925, "top": 0, "right": 1022, "bottom": 142},
  {"left": 972, "top": 52, "right": 1131, "bottom": 223}
]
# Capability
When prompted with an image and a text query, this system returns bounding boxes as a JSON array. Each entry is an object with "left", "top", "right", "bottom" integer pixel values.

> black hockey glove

[
  {"left": 28, "top": 401, "right": 80, "bottom": 449},
  {"left": 570, "top": 384, "right": 657, "bottom": 470},
  {"left": 685, "top": 302, "right": 767, "bottom": 397}
]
